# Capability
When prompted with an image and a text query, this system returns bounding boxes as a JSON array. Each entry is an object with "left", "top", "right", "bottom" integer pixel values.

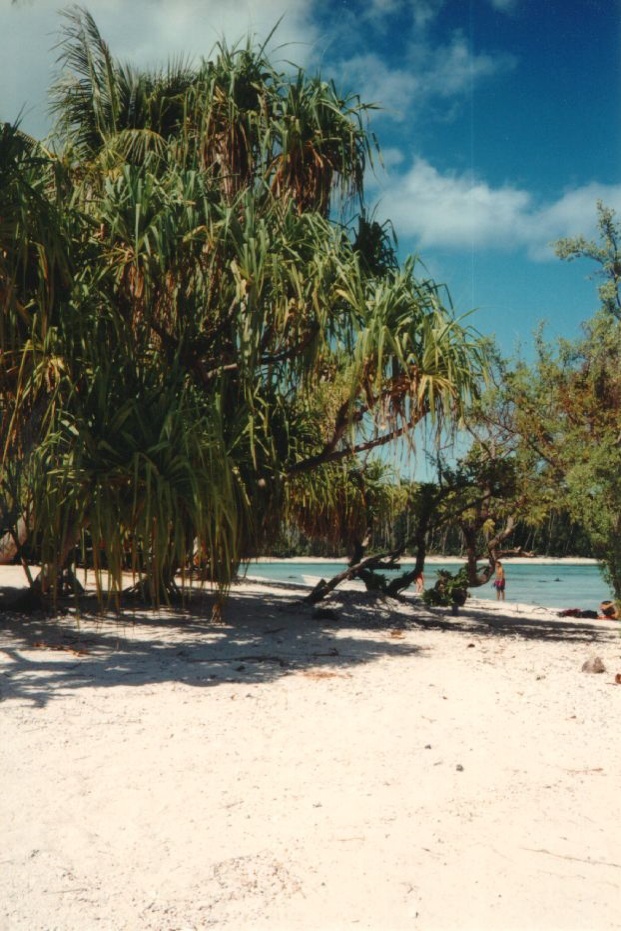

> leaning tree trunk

[
  {"left": 385, "top": 512, "right": 431, "bottom": 597},
  {"left": 304, "top": 549, "right": 403, "bottom": 605},
  {"left": 461, "top": 514, "right": 518, "bottom": 589}
]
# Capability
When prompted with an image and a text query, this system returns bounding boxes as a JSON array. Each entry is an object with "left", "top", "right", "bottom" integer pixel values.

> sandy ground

[{"left": 1, "top": 566, "right": 620, "bottom": 931}]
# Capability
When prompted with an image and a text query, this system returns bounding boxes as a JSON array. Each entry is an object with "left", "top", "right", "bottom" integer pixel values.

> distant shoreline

[{"left": 250, "top": 555, "right": 599, "bottom": 566}]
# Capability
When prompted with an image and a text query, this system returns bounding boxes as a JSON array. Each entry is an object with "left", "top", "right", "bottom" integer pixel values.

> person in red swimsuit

[{"left": 494, "top": 561, "right": 506, "bottom": 601}]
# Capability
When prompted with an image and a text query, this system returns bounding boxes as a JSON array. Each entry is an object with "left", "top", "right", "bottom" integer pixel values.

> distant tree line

[{"left": 263, "top": 495, "right": 594, "bottom": 560}]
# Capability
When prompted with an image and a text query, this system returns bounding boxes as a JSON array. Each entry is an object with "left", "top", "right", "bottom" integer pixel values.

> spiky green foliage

[{"left": 0, "top": 7, "right": 489, "bottom": 605}]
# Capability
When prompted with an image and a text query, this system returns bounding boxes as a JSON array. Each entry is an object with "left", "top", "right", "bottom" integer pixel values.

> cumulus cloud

[
  {"left": 377, "top": 158, "right": 621, "bottom": 259},
  {"left": 336, "top": 33, "right": 515, "bottom": 122},
  {"left": 488, "top": 0, "right": 518, "bottom": 11},
  {"left": 529, "top": 184, "right": 621, "bottom": 259},
  {"left": 409, "top": 32, "right": 516, "bottom": 99},
  {"left": 367, "top": 0, "right": 405, "bottom": 17},
  {"left": 337, "top": 54, "right": 421, "bottom": 118},
  {"left": 356, "top": 0, "right": 443, "bottom": 31},
  {"left": 1, "top": 0, "right": 316, "bottom": 137},
  {"left": 412, "top": 0, "right": 446, "bottom": 28},
  {"left": 3, "top": 0, "right": 515, "bottom": 139},
  {"left": 103, "top": 0, "right": 316, "bottom": 70}
]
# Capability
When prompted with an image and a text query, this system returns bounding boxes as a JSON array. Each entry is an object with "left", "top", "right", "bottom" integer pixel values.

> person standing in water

[{"left": 494, "top": 561, "right": 506, "bottom": 601}]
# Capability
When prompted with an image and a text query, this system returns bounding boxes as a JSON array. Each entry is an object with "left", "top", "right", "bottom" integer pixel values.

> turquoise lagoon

[{"left": 242, "top": 559, "right": 613, "bottom": 612}]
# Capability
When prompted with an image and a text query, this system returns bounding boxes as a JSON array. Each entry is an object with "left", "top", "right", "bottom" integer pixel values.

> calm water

[{"left": 242, "top": 559, "right": 613, "bottom": 612}]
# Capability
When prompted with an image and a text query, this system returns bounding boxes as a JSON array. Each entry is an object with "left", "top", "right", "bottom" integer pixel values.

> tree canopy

[
  {"left": 475, "top": 202, "right": 621, "bottom": 599},
  {"left": 0, "top": 7, "right": 489, "bottom": 605}
]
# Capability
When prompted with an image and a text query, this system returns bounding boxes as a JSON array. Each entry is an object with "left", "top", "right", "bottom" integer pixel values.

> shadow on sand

[
  {"left": 0, "top": 583, "right": 618, "bottom": 708},
  {"left": 411, "top": 600, "right": 620, "bottom": 644}
]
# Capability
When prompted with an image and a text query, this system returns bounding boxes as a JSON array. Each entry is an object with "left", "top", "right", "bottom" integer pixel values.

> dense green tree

[
  {"left": 509, "top": 319, "right": 621, "bottom": 597},
  {"left": 491, "top": 202, "right": 621, "bottom": 599},
  {"left": 0, "top": 7, "right": 489, "bottom": 606},
  {"left": 0, "top": 121, "right": 74, "bottom": 572}
]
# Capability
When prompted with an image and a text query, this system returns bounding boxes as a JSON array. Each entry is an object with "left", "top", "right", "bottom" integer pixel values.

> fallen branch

[{"left": 304, "top": 551, "right": 403, "bottom": 605}]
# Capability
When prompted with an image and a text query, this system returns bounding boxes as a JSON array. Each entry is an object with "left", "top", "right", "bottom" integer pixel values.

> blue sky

[{"left": 3, "top": 0, "right": 620, "bottom": 357}]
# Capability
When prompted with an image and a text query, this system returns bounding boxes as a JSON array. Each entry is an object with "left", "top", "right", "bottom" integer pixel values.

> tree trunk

[{"left": 0, "top": 515, "right": 30, "bottom": 564}]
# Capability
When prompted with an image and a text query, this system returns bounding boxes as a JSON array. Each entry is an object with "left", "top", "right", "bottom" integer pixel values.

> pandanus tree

[
  {"left": 0, "top": 121, "right": 75, "bottom": 569},
  {"left": 0, "top": 6, "right": 490, "bottom": 605}
]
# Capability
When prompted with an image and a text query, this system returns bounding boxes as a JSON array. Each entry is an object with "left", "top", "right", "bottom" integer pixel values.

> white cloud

[
  {"left": 412, "top": 0, "right": 445, "bottom": 28},
  {"left": 3, "top": 0, "right": 516, "bottom": 141},
  {"left": 488, "top": 0, "right": 518, "bottom": 11},
  {"left": 378, "top": 158, "right": 531, "bottom": 249},
  {"left": 412, "top": 33, "right": 516, "bottom": 98},
  {"left": 358, "top": 0, "right": 443, "bottom": 31},
  {"left": 337, "top": 33, "right": 515, "bottom": 122},
  {"left": 1, "top": 0, "right": 317, "bottom": 137},
  {"left": 376, "top": 158, "right": 621, "bottom": 258},
  {"left": 530, "top": 184, "right": 621, "bottom": 259},
  {"left": 109, "top": 0, "right": 316, "bottom": 70},
  {"left": 337, "top": 54, "right": 420, "bottom": 119},
  {"left": 367, "top": 0, "right": 404, "bottom": 16},
  {"left": 377, "top": 147, "right": 406, "bottom": 170}
]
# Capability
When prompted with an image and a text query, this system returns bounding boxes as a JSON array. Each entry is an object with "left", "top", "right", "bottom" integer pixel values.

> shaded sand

[{"left": 1, "top": 567, "right": 620, "bottom": 930}]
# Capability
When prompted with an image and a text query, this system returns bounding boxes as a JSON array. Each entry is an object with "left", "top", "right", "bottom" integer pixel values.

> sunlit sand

[{"left": 1, "top": 567, "right": 619, "bottom": 930}]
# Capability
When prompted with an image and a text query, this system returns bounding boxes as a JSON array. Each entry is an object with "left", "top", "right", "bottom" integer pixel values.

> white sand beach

[{"left": 1, "top": 566, "right": 620, "bottom": 930}]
